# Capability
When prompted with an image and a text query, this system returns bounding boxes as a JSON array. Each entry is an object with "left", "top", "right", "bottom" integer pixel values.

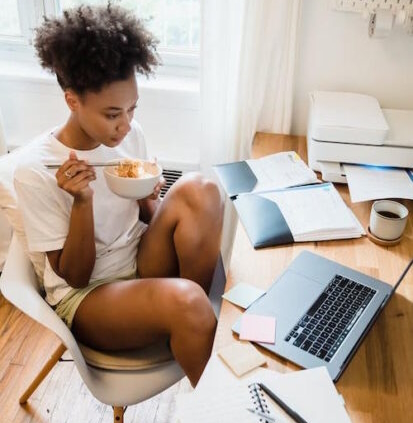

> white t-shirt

[{"left": 14, "top": 120, "right": 148, "bottom": 306}]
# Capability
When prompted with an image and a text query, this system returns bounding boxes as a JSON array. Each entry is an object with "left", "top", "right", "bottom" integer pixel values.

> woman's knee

[
  {"left": 168, "top": 279, "right": 216, "bottom": 333},
  {"left": 172, "top": 172, "right": 223, "bottom": 216}
]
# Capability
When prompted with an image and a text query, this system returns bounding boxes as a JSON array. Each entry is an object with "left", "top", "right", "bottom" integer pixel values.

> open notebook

[
  {"left": 214, "top": 152, "right": 364, "bottom": 248},
  {"left": 175, "top": 354, "right": 352, "bottom": 423},
  {"left": 213, "top": 151, "right": 320, "bottom": 198},
  {"left": 233, "top": 183, "right": 365, "bottom": 248}
]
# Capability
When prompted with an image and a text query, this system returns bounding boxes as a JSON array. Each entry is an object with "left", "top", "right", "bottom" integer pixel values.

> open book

[{"left": 213, "top": 151, "right": 320, "bottom": 198}]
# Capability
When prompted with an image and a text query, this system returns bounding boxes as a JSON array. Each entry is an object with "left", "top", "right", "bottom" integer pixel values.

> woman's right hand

[{"left": 56, "top": 151, "right": 96, "bottom": 202}]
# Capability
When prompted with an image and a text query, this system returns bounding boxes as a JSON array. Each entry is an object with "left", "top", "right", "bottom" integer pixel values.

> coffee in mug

[
  {"left": 370, "top": 200, "right": 408, "bottom": 241},
  {"left": 377, "top": 210, "right": 400, "bottom": 219}
]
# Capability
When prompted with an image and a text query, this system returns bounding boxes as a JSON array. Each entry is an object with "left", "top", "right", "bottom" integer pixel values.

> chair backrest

[
  {"left": 0, "top": 234, "right": 89, "bottom": 375},
  {"left": 0, "top": 109, "right": 12, "bottom": 271}
]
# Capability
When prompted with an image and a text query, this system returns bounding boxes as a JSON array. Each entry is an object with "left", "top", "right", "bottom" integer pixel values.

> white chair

[
  {"left": 0, "top": 108, "right": 12, "bottom": 272},
  {"left": 0, "top": 234, "right": 184, "bottom": 423}
]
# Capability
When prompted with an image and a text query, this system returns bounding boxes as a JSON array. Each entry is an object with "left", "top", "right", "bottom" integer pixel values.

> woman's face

[{"left": 68, "top": 73, "right": 139, "bottom": 149}]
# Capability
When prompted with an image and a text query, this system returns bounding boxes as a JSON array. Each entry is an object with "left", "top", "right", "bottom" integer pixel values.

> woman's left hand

[
  {"left": 146, "top": 176, "right": 166, "bottom": 200},
  {"left": 137, "top": 177, "right": 166, "bottom": 223}
]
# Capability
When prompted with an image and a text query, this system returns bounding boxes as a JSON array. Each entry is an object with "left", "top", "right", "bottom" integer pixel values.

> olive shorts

[{"left": 55, "top": 272, "right": 136, "bottom": 330}]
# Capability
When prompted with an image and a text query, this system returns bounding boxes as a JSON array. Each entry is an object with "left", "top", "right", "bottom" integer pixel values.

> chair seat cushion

[{"left": 78, "top": 339, "right": 174, "bottom": 371}]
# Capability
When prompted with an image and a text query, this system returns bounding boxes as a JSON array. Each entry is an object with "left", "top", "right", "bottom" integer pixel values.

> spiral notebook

[
  {"left": 248, "top": 382, "right": 274, "bottom": 421},
  {"left": 175, "top": 355, "right": 352, "bottom": 423},
  {"left": 175, "top": 380, "right": 272, "bottom": 423}
]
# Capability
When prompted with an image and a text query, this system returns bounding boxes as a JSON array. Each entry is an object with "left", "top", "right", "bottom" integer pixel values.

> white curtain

[
  {"left": 201, "top": 0, "right": 302, "bottom": 270},
  {"left": 0, "top": 109, "right": 7, "bottom": 155}
]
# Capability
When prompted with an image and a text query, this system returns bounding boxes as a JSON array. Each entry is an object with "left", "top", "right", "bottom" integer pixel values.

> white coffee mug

[{"left": 370, "top": 200, "right": 409, "bottom": 241}]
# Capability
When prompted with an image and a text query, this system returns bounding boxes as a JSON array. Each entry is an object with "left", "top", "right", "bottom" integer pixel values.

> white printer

[{"left": 307, "top": 91, "right": 413, "bottom": 183}]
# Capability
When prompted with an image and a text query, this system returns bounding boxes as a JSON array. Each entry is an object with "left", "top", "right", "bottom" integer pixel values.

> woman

[{"left": 15, "top": 3, "right": 223, "bottom": 387}]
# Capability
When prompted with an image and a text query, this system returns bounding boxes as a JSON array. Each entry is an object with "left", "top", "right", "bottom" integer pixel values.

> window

[
  {"left": 0, "top": 0, "right": 21, "bottom": 37},
  {"left": 1, "top": 0, "right": 200, "bottom": 74}
]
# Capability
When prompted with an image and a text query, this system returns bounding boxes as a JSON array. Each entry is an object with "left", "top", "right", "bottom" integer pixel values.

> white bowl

[{"left": 104, "top": 159, "right": 162, "bottom": 200}]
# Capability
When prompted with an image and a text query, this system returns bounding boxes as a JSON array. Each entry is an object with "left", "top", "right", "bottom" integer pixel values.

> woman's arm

[
  {"left": 47, "top": 197, "right": 95, "bottom": 289},
  {"left": 47, "top": 152, "right": 96, "bottom": 289}
]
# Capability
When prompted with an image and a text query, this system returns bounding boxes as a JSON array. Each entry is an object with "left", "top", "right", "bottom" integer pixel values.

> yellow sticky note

[{"left": 217, "top": 341, "right": 267, "bottom": 377}]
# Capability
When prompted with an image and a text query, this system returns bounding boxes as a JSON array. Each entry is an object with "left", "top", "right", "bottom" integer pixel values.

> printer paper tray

[
  {"left": 319, "top": 162, "right": 347, "bottom": 183},
  {"left": 308, "top": 138, "right": 413, "bottom": 178}
]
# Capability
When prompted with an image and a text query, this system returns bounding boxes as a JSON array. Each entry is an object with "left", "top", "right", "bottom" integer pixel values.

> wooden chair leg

[
  {"left": 113, "top": 406, "right": 125, "bottom": 422},
  {"left": 19, "top": 342, "right": 67, "bottom": 404}
]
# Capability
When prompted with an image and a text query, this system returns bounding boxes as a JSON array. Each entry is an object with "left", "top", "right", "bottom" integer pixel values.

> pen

[
  {"left": 246, "top": 407, "right": 276, "bottom": 422},
  {"left": 258, "top": 383, "right": 308, "bottom": 423},
  {"left": 45, "top": 162, "right": 121, "bottom": 169}
]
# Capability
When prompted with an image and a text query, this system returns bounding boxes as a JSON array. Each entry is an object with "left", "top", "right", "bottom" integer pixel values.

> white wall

[
  {"left": 292, "top": 0, "right": 413, "bottom": 135},
  {"left": 0, "top": 64, "right": 200, "bottom": 166}
]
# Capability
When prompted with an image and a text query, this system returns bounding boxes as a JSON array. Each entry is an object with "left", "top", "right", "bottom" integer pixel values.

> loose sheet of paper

[
  {"left": 217, "top": 341, "right": 267, "bottom": 377},
  {"left": 343, "top": 164, "right": 413, "bottom": 203},
  {"left": 222, "top": 282, "right": 265, "bottom": 309},
  {"left": 239, "top": 314, "right": 276, "bottom": 344},
  {"left": 246, "top": 151, "right": 320, "bottom": 193},
  {"left": 175, "top": 383, "right": 254, "bottom": 423},
  {"left": 258, "top": 183, "right": 364, "bottom": 241}
]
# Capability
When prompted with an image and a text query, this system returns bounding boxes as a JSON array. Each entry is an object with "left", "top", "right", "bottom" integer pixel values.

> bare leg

[
  {"left": 72, "top": 277, "right": 216, "bottom": 386},
  {"left": 137, "top": 172, "right": 224, "bottom": 292},
  {"left": 73, "top": 174, "right": 223, "bottom": 386}
]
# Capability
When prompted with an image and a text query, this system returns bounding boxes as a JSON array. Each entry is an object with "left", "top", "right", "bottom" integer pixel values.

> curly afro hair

[{"left": 34, "top": 3, "right": 160, "bottom": 94}]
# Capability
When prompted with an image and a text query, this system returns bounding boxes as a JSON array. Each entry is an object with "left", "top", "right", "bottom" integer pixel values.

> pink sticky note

[{"left": 239, "top": 314, "right": 276, "bottom": 344}]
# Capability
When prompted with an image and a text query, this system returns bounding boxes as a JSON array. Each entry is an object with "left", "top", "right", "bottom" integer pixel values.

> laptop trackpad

[{"left": 246, "top": 270, "right": 323, "bottom": 331}]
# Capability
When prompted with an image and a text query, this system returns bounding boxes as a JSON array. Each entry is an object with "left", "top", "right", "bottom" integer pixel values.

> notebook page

[
  {"left": 258, "top": 184, "right": 361, "bottom": 240},
  {"left": 246, "top": 151, "right": 319, "bottom": 193},
  {"left": 257, "top": 367, "right": 352, "bottom": 423},
  {"left": 175, "top": 383, "right": 254, "bottom": 423},
  {"left": 174, "top": 355, "right": 277, "bottom": 423}
]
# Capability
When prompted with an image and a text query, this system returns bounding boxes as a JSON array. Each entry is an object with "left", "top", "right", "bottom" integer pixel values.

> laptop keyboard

[{"left": 284, "top": 274, "right": 376, "bottom": 362}]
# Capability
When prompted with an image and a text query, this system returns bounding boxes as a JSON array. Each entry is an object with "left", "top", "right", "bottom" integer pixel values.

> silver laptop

[{"left": 232, "top": 250, "right": 412, "bottom": 381}]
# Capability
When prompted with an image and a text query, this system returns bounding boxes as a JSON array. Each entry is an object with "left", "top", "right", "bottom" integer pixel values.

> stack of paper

[
  {"left": 343, "top": 164, "right": 413, "bottom": 203},
  {"left": 247, "top": 151, "right": 320, "bottom": 192}
]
